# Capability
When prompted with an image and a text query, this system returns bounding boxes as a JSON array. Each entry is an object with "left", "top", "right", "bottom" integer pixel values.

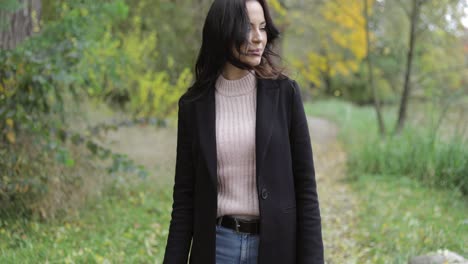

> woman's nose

[{"left": 251, "top": 29, "right": 263, "bottom": 43}]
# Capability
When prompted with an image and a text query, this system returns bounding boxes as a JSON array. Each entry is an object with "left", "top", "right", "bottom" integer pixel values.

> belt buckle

[{"left": 234, "top": 217, "right": 241, "bottom": 233}]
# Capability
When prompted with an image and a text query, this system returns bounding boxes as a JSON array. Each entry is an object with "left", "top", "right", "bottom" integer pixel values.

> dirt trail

[
  {"left": 102, "top": 124, "right": 178, "bottom": 181},
  {"left": 103, "top": 117, "right": 360, "bottom": 263},
  {"left": 307, "top": 117, "right": 360, "bottom": 263}
]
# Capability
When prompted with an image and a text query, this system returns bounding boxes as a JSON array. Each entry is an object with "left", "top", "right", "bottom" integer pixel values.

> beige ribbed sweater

[{"left": 215, "top": 71, "right": 260, "bottom": 220}]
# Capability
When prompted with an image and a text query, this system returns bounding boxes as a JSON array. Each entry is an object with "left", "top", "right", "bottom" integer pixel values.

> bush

[{"left": 0, "top": 132, "right": 102, "bottom": 219}]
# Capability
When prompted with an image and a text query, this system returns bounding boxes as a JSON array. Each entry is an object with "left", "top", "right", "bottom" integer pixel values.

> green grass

[
  {"left": 305, "top": 99, "right": 468, "bottom": 262},
  {"left": 0, "top": 178, "right": 173, "bottom": 263},
  {"left": 352, "top": 174, "right": 468, "bottom": 263},
  {"left": 352, "top": 174, "right": 467, "bottom": 263}
]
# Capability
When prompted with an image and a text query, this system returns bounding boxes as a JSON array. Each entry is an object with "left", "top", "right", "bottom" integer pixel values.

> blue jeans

[{"left": 215, "top": 224, "right": 260, "bottom": 264}]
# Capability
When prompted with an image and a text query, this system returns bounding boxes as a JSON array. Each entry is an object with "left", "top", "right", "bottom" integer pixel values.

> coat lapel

[{"left": 195, "top": 77, "right": 279, "bottom": 190}]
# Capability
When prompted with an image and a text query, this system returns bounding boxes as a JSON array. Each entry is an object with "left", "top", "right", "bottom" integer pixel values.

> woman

[{"left": 163, "top": 0, "right": 324, "bottom": 263}]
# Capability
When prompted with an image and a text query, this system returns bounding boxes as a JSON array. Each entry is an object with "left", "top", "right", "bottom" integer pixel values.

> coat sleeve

[
  {"left": 289, "top": 80, "right": 324, "bottom": 263},
  {"left": 163, "top": 98, "right": 194, "bottom": 264}
]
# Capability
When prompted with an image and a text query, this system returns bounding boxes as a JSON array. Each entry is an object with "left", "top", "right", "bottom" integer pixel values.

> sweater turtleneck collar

[{"left": 215, "top": 70, "right": 257, "bottom": 97}]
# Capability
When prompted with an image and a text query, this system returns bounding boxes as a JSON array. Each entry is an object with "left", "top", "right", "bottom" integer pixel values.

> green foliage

[
  {"left": 107, "top": 14, "right": 193, "bottom": 118},
  {"left": 331, "top": 63, "right": 397, "bottom": 104},
  {"left": 121, "top": 0, "right": 209, "bottom": 79},
  {"left": 0, "top": 0, "right": 150, "bottom": 218},
  {"left": 0, "top": 0, "right": 130, "bottom": 136}
]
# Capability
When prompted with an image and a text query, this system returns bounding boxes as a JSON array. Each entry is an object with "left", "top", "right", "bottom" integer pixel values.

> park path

[
  {"left": 103, "top": 116, "right": 360, "bottom": 263},
  {"left": 307, "top": 117, "right": 360, "bottom": 263}
]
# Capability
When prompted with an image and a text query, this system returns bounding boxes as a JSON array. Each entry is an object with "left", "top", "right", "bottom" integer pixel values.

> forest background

[{"left": 0, "top": 0, "right": 467, "bottom": 263}]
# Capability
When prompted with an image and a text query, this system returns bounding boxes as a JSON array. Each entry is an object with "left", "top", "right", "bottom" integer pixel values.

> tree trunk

[
  {"left": 395, "top": 0, "right": 422, "bottom": 134},
  {"left": 0, "top": 0, "right": 41, "bottom": 50},
  {"left": 363, "top": 0, "right": 386, "bottom": 135}
]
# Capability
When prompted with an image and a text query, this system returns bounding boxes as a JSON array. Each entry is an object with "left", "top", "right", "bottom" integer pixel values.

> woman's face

[{"left": 234, "top": 1, "right": 268, "bottom": 67}]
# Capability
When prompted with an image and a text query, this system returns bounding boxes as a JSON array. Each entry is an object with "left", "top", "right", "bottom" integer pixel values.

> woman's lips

[{"left": 248, "top": 49, "right": 262, "bottom": 56}]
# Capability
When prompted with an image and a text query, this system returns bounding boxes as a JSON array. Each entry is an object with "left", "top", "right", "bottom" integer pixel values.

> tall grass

[
  {"left": 348, "top": 127, "right": 467, "bottom": 194},
  {"left": 305, "top": 99, "right": 467, "bottom": 196}
]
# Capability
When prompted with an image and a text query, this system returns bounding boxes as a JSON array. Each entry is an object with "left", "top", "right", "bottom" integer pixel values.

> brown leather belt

[{"left": 216, "top": 215, "right": 260, "bottom": 235}]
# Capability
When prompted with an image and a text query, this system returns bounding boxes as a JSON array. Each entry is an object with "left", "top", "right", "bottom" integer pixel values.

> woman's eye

[{"left": 247, "top": 26, "right": 266, "bottom": 31}]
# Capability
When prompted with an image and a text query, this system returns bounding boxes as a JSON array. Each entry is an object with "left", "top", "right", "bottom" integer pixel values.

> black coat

[{"left": 163, "top": 76, "right": 324, "bottom": 264}]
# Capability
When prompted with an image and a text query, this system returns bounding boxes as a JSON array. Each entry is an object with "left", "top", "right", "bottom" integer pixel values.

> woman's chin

[{"left": 244, "top": 58, "right": 262, "bottom": 67}]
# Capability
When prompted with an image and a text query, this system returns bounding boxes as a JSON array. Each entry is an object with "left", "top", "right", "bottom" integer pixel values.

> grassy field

[{"left": 306, "top": 99, "right": 468, "bottom": 263}]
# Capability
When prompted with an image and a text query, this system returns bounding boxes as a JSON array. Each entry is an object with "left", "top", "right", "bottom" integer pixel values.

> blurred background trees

[
  {"left": 1, "top": 0, "right": 467, "bottom": 217},
  {"left": 283, "top": 0, "right": 467, "bottom": 131}
]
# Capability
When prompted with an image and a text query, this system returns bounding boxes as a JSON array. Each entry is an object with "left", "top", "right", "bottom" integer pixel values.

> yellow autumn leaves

[
  {"left": 118, "top": 16, "right": 193, "bottom": 118},
  {"left": 307, "top": 0, "right": 372, "bottom": 86},
  {"left": 281, "top": 0, "right": 375, "bottom": 88},
  {"left": 5, "top": 118, "right": 15, "bottom": 144}
]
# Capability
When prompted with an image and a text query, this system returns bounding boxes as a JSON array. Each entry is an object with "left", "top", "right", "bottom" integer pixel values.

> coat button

[{"left": 261, "top": 188, "right": 268, "bottom": 200}]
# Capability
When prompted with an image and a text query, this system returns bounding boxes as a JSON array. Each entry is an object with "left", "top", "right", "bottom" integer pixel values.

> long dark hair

[{"left": 184, "top": 0, "right": 285, "bottom": 101}]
